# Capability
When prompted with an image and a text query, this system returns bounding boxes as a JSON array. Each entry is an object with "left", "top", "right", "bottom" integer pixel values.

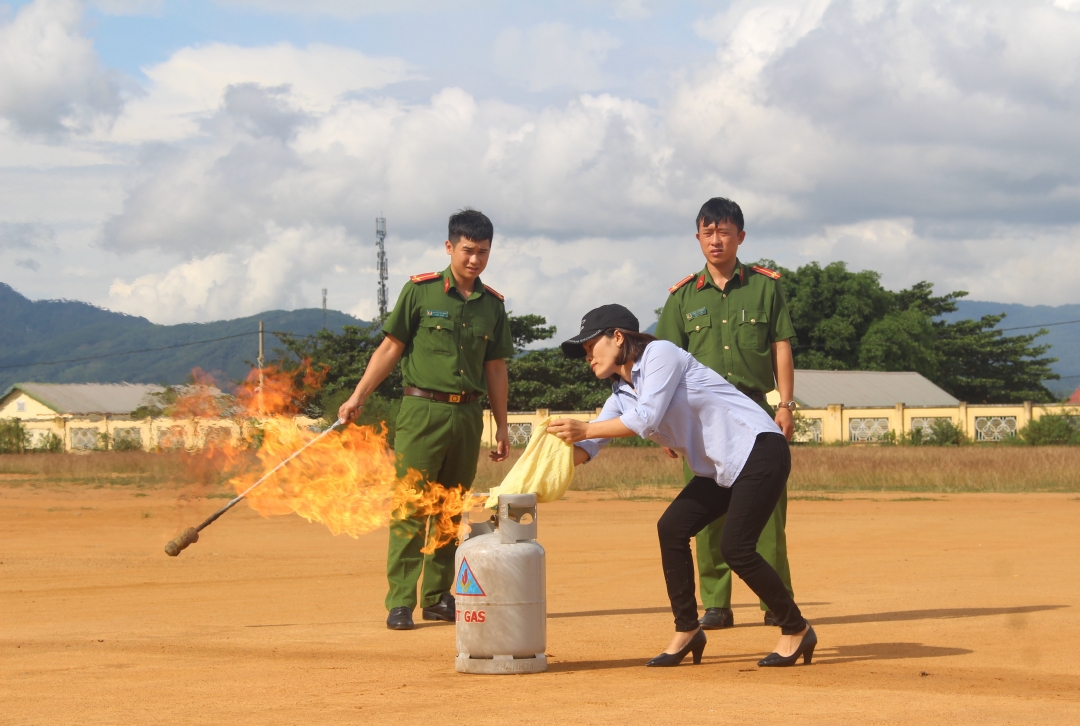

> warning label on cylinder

[
  {"left": 457, "top": 609, "right": 486, "bottom": 622},
  {"left": 455, "top": 558, "right": 485, "bottom": 596}
]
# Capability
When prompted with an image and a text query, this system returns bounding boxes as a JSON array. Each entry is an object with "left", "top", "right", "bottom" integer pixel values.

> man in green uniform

[
  {"left": 655, "top": 197, "right": 798, "bottom": 630},
  {"left": 339, "top": 209, "right": 514, "bottom": 630}
]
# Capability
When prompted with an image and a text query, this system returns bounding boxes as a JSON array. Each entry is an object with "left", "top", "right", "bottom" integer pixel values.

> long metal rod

[
  {"left": 195, "top": 418, "right": 345, "bottom": 532},
  {"left": 165, "top": 419, "right": 345, "bottom": 555}
]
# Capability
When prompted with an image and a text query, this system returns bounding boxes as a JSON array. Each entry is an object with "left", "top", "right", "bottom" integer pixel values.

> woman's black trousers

[{"left": 656, "top": 432, "right": 806, "bottom": 635}]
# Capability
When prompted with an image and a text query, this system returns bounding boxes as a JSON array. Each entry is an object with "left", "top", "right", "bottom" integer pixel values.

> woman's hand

[{"left": 547, "top": 418, "right": 590, "bottom": 444}]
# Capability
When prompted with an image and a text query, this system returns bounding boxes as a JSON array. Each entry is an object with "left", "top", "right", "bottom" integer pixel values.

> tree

[
  {"left": 504, "top": 349, "right": 611, "bottom": 411},
  {"left": 508, "top": 313, "right": 556, "bottom": 352},
  {"left": 759, "top": 260, "right": 1058, "bottom": 403}
]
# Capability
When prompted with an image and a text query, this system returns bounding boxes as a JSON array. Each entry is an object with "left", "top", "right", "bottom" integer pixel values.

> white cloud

[
  {"left": 109, "top": 42, "right": 415, "bottom": 142},
  {"left": 0, "top": 222, "right": 57, "bottom": 251},
  {"left": 494, "top": 23, "right": 621, "bottom": 92},
  {"left": 0, "top": 0, "right": 123, "bottom": 135}
]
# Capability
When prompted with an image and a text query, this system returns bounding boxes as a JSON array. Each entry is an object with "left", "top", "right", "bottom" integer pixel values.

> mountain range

[
  {"left": 2, "top": 283, "right": 1077, "bottom": 398},
  {"left": 0, "top": 283, "right": 366, "bottom": 393}
]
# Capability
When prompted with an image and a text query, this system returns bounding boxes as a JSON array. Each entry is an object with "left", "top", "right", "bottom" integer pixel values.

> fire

[{"left": 178, "top": 364, "right": 485, "bottom": 552}]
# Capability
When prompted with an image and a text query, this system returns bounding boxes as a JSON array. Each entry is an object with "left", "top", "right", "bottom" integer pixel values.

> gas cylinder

[{"left": 454, "top": 493, "right": 546, "bottom": 674}]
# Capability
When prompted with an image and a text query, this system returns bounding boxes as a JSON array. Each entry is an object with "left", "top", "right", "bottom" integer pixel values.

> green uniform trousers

[
  {"left": 385, "top": 396, "right": 482, "bottom": 611},
  {"left": 691, "top": 401, "right": 794, "bottom": 612}
]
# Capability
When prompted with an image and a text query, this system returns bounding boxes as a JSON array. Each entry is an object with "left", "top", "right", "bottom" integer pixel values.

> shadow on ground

[{"left": 812, "top": 604, "right": 1066, "bottom": 626}]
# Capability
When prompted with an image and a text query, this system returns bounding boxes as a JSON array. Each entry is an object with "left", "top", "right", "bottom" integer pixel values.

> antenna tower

[
  {"left": 375, "top": 217, "right": 388, "bottom": 319},
  {"left": 321, "top": 288, "right": 327, "bottom": 329}
]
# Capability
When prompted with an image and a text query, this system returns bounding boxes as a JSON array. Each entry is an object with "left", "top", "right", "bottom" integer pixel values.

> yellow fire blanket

[{"left": 484, "top": 417, "right": 575, "bottom": 508}]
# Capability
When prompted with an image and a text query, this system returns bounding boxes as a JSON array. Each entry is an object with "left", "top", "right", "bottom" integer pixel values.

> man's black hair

[
  {"left": 696, "top": 197, "right": 744, "bottom": 232},
  {"left": 449, "top": 208, "right": 494, "bottom": 245}
]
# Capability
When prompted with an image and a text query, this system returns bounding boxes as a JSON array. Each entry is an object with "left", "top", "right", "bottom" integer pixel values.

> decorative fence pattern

[
  {"left": 70, "top": 428, "right": 98, "bottom": 450},
  {"left": 911, "top": 417, "right": 952, "bottom": 434},
  {"left": 508, "top": 422, "right": 534, "bottom": 446},
  {"left": 974, "top": 416, "right": 1017, "bottom": 441},
  {"left": 849, "top": 418, "right": 891, "bottom": 442}
]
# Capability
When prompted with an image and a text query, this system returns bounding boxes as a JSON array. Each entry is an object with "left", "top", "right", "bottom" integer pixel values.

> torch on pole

[{"left": 164, "top": 419, "right": 345, "bottom": 557}]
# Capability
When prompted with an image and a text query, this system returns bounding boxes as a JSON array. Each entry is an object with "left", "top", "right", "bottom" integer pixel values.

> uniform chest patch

[
  {"left": 425, "top": 310, "right": 450, "bottom": 318},
  {"left": 685, "top": 307, "right": 707, "bottom": 321}
]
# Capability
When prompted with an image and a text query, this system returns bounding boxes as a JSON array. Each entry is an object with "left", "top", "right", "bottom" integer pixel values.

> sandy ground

[{"left": 2, "top": 486, "right": 1079, "bottom": 725}]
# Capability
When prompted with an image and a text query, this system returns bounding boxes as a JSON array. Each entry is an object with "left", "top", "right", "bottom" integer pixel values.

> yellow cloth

[{"left": 485, "top": 417, "right": 575, "bottom": 508}]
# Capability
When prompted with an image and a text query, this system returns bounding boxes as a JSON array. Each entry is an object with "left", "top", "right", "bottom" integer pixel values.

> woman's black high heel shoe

[
  {"left": 758, "top": 625, "right": 817, "bottom": 667},
  {"left": 646, "top": 628, "right": 707, "bottom": 667}
]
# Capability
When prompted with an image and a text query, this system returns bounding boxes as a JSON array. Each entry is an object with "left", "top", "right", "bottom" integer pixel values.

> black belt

[
  {"left": 403, "top": 387, "right": 480, "bottom": 404},
  {"left": 739, "top": 389, "right": 767, "bottom": 404}
]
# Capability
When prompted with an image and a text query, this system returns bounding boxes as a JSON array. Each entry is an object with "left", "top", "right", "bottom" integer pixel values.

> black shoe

[
  {"left": 763, "top": 611, "right": 779, "bottom": 627},
  {"left": 699, "top": 607, "right": 734, "bottom": 630},
  {"left": 758, "top": 625, "right": 817, "bottom": 667},
  {"left": 421, "top": 593, "right": 456, "bottom": 622},
  {"left": 646, "top": 629, "right": 707, "bottom": 667},
  {"left": 386, "top": 606, "right": 414, "bottom": 630}
]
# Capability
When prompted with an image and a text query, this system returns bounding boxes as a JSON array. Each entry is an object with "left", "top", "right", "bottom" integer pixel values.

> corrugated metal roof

[
  {"left": 793, "top": 370, "right": 959, "bottom": 408},
  {"left": 5, "top": 383, "right": 165, "bottom": 415}
]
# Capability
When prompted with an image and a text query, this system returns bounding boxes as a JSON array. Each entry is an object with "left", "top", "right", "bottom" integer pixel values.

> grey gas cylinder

[{"left": 454, "top": 493, "right": 547, "bottom": 674}]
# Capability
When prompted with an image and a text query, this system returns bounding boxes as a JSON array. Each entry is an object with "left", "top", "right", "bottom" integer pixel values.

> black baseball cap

[{"left": 560, "top": 304, "right": 640, "bottom": 359}]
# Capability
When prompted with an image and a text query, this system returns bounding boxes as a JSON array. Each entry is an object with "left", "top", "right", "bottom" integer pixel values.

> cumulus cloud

[
  {"left": 109, "top": 41, "right": 414, "bottom": 142},
  {"left": 0, "top": 0, "right": 123, "bottom": 135},
  {"left": 7, "top": 0, "right": 1080, "bottom": 334},
  {"left": 16, "top": 257, "right": 42, "bottom": 272},
  {"left": 494, "top": 23, "right": 621, "bottom": 92}
]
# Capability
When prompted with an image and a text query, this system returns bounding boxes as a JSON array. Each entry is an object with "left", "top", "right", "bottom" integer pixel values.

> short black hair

[
  {"left": 449, "top": 208, "right": 494, "bottom": 245},
  {"left": 696, "top": 197, "right": 744, "bottom": 232}
]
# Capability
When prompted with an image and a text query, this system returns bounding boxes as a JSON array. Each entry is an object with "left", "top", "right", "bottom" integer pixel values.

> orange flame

[{"left": 176, "top": 364, "right": 480, "bottom": 553}]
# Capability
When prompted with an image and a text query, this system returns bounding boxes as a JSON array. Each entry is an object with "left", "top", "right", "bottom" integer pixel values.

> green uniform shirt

[
  {"left": 382, "top": 266, "right": 515, "bottom": 396},
  {"left": 655, "top": 259, "right": 795, "bottom": 394}
]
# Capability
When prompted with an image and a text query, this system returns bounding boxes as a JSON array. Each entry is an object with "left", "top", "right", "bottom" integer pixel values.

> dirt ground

[{"left": 2, "top": 486, "right": 1078, "bottom": 725}]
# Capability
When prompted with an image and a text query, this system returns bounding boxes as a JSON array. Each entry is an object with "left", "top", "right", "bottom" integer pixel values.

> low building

[
  {"left": 481, "top": 370, "right": 1080, "bottom": 446},
  {"left": 0, "top": 382, "right": 240, "bottom": 452}
]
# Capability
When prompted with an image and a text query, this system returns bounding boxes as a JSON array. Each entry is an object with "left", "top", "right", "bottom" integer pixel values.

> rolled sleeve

[
  {"left": 770, "top": 283, "right": 796, "bottom": 343},
  {"left": 575, "top": 392, "right": 624, "bottom": 461}
]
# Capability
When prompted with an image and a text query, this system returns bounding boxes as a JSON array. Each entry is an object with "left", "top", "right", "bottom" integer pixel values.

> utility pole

[
  {"left": 321, "top": 288, "right": 327, "bottom": 330},
  {"left": 375, "top": 217, "right": 388, "bottom": 320},
  {"left": 257, "top": 320, "right": 265, "bottom": 416}
]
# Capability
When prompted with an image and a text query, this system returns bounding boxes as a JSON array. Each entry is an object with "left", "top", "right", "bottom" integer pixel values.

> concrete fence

[{"left": 482, "top": 401, "right": 1080, "bottom": 446}]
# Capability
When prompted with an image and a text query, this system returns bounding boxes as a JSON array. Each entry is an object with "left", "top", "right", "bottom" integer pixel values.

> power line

[
  {"left": 997, "top": 318, "right": 1080, "bottom": 332},
  {"left": 0, "top": 331, "right": 264, "bottom": 370}
]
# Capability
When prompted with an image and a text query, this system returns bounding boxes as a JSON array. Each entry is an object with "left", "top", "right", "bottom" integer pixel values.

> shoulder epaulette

[
  {"left": 483, "top": 284, "right": 505, "bottom": 301},
  {"left": 409, "top": 272, "right": 441, "bottom": 284},
  {"left": 668, "top": 274, "right": 696, "bottom": 294},
  {"left": 750, "top": 265, "right": 781, "bottom": 280}
]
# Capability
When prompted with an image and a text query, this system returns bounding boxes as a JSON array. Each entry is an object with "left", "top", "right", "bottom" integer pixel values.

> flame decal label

[{"left": 455, "top": 558, "right": 485, "bottom": 596}]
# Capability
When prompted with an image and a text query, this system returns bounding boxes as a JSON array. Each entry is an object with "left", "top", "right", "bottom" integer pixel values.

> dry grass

[
  {"left": 789, "top": 446, "right": 1080, "bottom": 493},
  {"left": 3, "top": 445, "right": 1079, "bottom": 494},
  {"left": 0, "top": 450, "right": 249, "bottom": 492}
]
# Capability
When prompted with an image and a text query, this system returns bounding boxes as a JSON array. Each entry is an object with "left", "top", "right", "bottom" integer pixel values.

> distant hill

[
  {"left": 0, "top": 283, "right": 367, "bottom": 392},
  {"left": 945, "top": 300, "right": 1080, "bottom": 398}
]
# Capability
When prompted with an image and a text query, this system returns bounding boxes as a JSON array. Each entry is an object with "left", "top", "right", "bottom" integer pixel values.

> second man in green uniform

[{"left": 655, "top": 197, "right": 798, "bottom": 629}]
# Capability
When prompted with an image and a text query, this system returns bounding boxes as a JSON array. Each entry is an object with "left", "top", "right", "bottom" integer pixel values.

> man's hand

[
  {"left": 662, "top": 447, "right": 679, "bottom": 459},
  {"left": 489, "top": 425, "right": 510, "bottom": 461},
  {"left": 775, "top": 406, "right": 794, "bottom": 441},
  {"left": 338, "top": 396, "right": 364, "bottom": 423},
  {"left": 547, "top": 418, "right": 589, "bottom": 444}
]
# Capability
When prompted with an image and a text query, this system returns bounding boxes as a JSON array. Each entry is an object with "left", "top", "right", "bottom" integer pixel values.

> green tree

[
  {"left": 508, "top": 313, "right": 556, "bottom": 352},
  {"left": 505, "top": 348, "right": 611, "bottom": 411}
]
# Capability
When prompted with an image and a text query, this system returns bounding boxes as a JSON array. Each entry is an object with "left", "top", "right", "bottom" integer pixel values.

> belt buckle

[{"left": 448, "top": 394, "right": 462, "bottom": 403}]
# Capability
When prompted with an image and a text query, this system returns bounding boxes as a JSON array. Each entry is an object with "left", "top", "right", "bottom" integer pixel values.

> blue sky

[{"left": 1, "top": 0, "right": 1079, "bottom": 335}]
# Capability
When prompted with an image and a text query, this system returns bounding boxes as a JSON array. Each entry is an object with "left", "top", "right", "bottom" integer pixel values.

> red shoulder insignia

[
  {"left": 483, "top": 284, "right": 505, "bottom": 302},
  {"left": 409, "top": 271, "right": 441, "bottom": 284},
  {"left": 750, "top": 265, "right": 781, "bottom": 280},
  {"left": 444, "top": 276, "right": 451, "bottom": 293},
  {"left": 696, "top": 273, "right": 706, "bottom": 290},
  {"left": 668, "top": 274, "right": 695, "bottom": 294}
]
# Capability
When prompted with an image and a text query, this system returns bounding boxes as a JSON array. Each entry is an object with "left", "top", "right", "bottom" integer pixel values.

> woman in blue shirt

[{"left": 549, "top": 304, "right": 815, "bottom": 668}]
